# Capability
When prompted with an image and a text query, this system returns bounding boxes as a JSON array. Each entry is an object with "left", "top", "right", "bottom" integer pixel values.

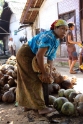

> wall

[
  {"left": 9, "top": 14, "right": 32, "bottom": 52},
  {"left": 9, "top": 13, "right": 20, "bottom": 52},
  {"left": 33, "top": 0, "right": 58, "bottom": 30},
  {"left": 33, "top": 0, "right": 61, "bottom": 57},
  {"left": 58, "top": 0, "right": 81, "bottom": 56}
]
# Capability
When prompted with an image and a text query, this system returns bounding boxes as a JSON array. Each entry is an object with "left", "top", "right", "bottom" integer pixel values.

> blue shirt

[{"left": 28, "top": 30, "right": 60, "bottom": 60}]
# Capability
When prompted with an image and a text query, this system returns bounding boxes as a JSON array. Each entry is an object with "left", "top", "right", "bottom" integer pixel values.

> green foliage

[
  {"left": 0, "top": 0, "right": 4, "bottom": 15},
  {"left": 0, "top": 0, "right": 4, "bottom": 7},
  {"left": 0, "top": 7, "right": 2, "bottom": 16}
]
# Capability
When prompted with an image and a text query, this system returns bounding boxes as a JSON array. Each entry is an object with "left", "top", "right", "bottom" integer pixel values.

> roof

[{"left": 20, "top": 0, "right": 44, "bottom": 24}]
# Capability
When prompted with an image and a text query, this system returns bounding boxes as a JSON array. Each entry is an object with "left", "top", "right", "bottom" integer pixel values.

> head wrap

[{"left": 50, "top": 19, "right": 68, "bottom": 30}]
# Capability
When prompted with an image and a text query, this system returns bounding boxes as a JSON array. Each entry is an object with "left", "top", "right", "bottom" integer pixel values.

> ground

[{"left": 0, "top": 60, "right": 83, "bottom": 124}]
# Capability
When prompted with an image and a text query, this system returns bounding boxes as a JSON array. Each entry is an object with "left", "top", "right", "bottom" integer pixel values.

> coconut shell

[
  {"left": 2, "top": 90, "right": 15, "bottom": 103},
  {"left": 8, "top": 55, "right": 16, "bottom": 61},
  {"left": 0, "top": 64, "right": 9, "bottom": 74},
  {"left": 68, "top": 92, "right": 77, "bottom": 102},
  {"left": 1, "top": 76, "right": 8, "bottom": 85},
  {"left": 6, "top": 60, "right": 16, "bottom": 66},
  {"left": 0, "top": 78, "right": 6, "bottom": 86},
  {"left": 54, "top": 75, "right": 64, "bottom": 84},
  {"left": 48, "top": 83, "right": 60, "bottom": 95},
  {"left": 7, "top": 65, "right": 14, "bottom": 70},
  {"left": 70, "top": 77, "right": 77, "bottom": 85},
  {"left": 32, "top": 56, "right": 41, "bottom": 73},
  {"left": 77, "top": 102, "right": 83, "bottom": 115},
  {"left": 1, "top": 68, "right": 7, "bottom": 74},
  {"left": 9, "top": 87, "right": 16, "bottom": 93},
  {"left": 8, "top": 78, "right": 16, "bottom": 87},
  {"left": 6, "top": 69, "right": 14, "bottom": 77},
  {"left": 61, "top": 79, "right": 74, "bottom": 89},
  {"left": 3, "top": 84, "right": 10, "bottom": 91},
  {"left": 74, "top": 93, "right": 82, "bottom": 103},
  {"left": 0, "top": 71, "right": 3, "bottom": 79},
  {"left": 12, "top": 72, "right": 17, "bottom": 79},
  {"left": 38, "top": 74, "right": 54, "bottom": 84},
  {"left": 52, "top": 83, "right": 60, "bottom": 94},
  {"left": 3, "top": 74, "right": 9, "bottom": 83},
  {"left": 79, "top": 94, "right": 83, "bottom": 103},
  {"left": 14, "top": 66, "right": 17, "bottom": 73}
]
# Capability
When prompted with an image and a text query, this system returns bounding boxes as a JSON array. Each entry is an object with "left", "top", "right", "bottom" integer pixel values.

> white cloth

[{"left": 8, "top": 41, "right": 16, "bottom": 50}]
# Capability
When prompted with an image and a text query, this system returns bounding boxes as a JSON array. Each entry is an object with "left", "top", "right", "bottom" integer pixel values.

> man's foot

[
  {"left": 70, "top": 70, "right": 77, "bottom": 74},
  {"left": 38, "top": 107, "right": 56, "bottom": 115}
]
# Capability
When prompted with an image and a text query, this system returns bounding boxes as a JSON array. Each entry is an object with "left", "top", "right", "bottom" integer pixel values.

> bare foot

[
  {"left": 38, "top": 107, "right": 56, "bottom": 115},
  {"left": 70, "top": 70, "right": 77, "bottom": 74}
]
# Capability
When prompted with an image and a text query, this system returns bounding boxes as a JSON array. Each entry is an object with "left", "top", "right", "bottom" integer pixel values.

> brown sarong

[{"left": 16, "top": 44, "right": 46, "bottom": 110}]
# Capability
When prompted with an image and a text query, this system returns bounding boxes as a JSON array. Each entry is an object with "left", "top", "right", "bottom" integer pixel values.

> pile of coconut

[
  {"left": 49, "top": 89, "right": 83, "bottom": 116},
  {"left": 0, "top": 56, "right": 83, "bottom": 116},
  {"left": 32, "top": 56, "right": 83, "bottom": 116},
  {"left": 0, "top": 56, "right": 17, "bottom": 103}
]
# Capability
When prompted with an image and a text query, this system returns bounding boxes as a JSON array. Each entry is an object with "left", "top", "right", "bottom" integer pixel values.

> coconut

[
  {"left": 62, "top": 75, "right": 68, "bottom": 80},
  {"left": 70, "top": 77, "right": 77, "bottom": 85},
  {"left": 0, "top": 77, "right": 6, "bottom": 86},
  {"left": 74, "top": 93, "right": 82, "bottom": 103},
  {"left": 49, "top": 95, "right": 56, "bottom": 105},
  {"left": 64, "top": 89, "right": 76, "bottom": 98},
  {"left": 53, "top": 83, "right": 60, "bottom": 93},
  {"left": 61, "top": 102, "right": 75, "bottom": 115},
  {"left": 54, "top": 75, "right": 64, "bottom": 84},
  {"left": 6, "top": 69, "right": 14, "bottom": 77},
  {"left": 3, "top": 84, "right": 10, "bottom": 91},
  {"left": 61, "top": 79, "right": 74, "bottom": 89},
  {"left": 6, "top": 60, "right": 16, "bottom": 66},
  {"left": 53, "top": 97, "right": 68, "bottom": 111},
  {"left": 9, "top": 87, "right": 16, "bottom": 93},
  {"left": 58, "top": 89, "right": 65, "bottom": 97},
  {"left": 68, "top": 92, "right": 77, "bottom": 102},
  {"left": 0, "top": 71, "right": 3, "bottom": 79},
  {"left": 8, "top": 78, "right": 16, "bottom": 87},
  {"left": 12, "top": 71, "right": 17, "bottom": 79},
  {"left": 2, "top": 90, "right": 15, "bottom": 103},
  {"left": 14, "top": 66, "right": 17, "bottom": 73},
  {"left": 3, "top": 74, "right": 9, "bottom": 83},
  {"left": 7, "top": 65, "right": 14, "bottom": 71},
  {"left": 48, "top": 83, "right": 60, "bottom": 95},
  {"left": 0, "top": 64, "right": 8, "bottom": 74},
  {"left": 79, "top": 94, "right": 83, "bottom": 103},
  {"left": 77, "top": 102, "right": 83, "bottom": 115}
]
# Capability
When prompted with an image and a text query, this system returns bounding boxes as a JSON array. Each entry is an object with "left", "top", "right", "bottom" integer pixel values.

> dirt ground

[{"left": 0, "top": 61, "right": 83, "bottom": 124}]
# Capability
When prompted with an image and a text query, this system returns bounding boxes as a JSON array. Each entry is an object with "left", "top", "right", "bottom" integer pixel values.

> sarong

[{"left": 16, "top": 44, "right": 46, "bottom": 110}]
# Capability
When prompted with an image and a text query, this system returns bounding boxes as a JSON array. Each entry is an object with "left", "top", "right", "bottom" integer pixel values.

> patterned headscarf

[{"left": 50, "top": 19, "right": 68, "bottom": 30}]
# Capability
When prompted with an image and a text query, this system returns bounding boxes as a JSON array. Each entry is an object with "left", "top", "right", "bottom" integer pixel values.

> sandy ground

[{"left": 0, "top": 59, "right": 83, "bottom": 124}]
